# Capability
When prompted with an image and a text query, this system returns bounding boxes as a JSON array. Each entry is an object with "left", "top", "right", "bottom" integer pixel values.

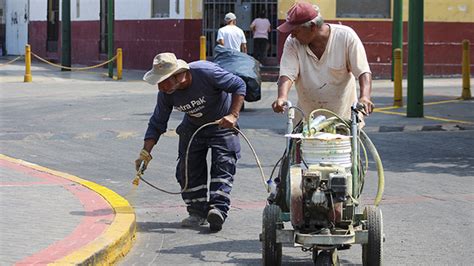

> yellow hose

[{"left": 360, "top": 130, "right": 385, "bottom": 206}]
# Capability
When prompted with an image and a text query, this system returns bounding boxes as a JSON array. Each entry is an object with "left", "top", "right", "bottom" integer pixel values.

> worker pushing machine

[
  {"left": 135, "top": 52, "right": 246, "bottom": 232},
  {"left": 272, "top": 1, "right": 374, "bottom": 119}
]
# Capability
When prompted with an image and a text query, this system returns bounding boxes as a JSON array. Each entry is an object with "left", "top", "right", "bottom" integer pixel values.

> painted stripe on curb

[{"left": 0, "top": 154, "right": 136, "bottom": 266}]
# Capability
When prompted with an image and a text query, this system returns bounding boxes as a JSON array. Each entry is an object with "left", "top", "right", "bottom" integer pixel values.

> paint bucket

[{"left": 300, "top": 133, "right": 352, "bottom": 168}]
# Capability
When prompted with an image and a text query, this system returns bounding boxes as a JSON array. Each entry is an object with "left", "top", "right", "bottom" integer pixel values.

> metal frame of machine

[{"left": 260, "top": 101, "right": 385, "bottom": 265}]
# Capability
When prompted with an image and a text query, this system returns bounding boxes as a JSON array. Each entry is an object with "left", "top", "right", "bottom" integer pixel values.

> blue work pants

[{"left": 175, "top": 124, "right": 240, "bottom": 220}]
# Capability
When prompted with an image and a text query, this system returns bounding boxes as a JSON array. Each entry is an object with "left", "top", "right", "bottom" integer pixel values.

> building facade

[{"left": 2, "top": 0, "right": 473, "bottom": 77}]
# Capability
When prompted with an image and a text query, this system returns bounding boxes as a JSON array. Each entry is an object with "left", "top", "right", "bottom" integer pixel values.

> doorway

[
  {"left": 46, "top": 0, "right": 59, "bottom": 52},
  {"left": 5, "top": 0, "right": 28, "bottom": 55},
  {"left": 202, "top": 0, "right": 278, "bottom": 64},
  {"left": 99, "top": 0, "right": 109, "bottom": 55}
]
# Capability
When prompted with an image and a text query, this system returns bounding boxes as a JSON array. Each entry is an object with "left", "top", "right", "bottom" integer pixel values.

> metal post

[
  {"left": 391, "top": 0, "right": 403, "bottom": 81},
  {"left": 24, "top": 44, "right": 32, "bottom": 82},
  {"left": 61, "top": 0, "right": 71, "bottom": 71},
  {"left": 394, "top": 48, "right": 403, "bottom": 106},
  {"left": 407, "top": 0, "right": 424, "bottom": 117},
  {"left": 461, "top": 40, "right": 471, "bottom": 99},
  {"left": 200, "top": 36, "right": 206, "bottom": 60},
  {"left": 117, "top": 48, "right": 122, "bottom": 80},
  {"left": 107, "top": 0, "right": 114, "bottom": 78}
]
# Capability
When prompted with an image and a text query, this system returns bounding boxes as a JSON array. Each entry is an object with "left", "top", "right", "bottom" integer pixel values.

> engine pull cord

[{"left": 134, "top": 121, "right": 268, "bottom": 195}]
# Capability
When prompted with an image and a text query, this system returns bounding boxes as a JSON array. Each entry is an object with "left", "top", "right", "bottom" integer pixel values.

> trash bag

[{"left": 213, "top": 45, "right": 261, "bottom": 102}]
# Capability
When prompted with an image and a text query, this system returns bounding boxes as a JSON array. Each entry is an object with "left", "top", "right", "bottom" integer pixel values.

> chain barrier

[
  {"left": 31, "top": 52, "right": 117, "bottom": 71},
  {"left": 0, "top": 56, "right": 24, "bottom": 67}
]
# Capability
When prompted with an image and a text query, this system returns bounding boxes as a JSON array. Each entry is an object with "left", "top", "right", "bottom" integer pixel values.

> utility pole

[
  {"left": 391, "top": 0, "right": 403, "bottom": 81},
  {"left": 61, "top": 0, "right": 71, "bottom": 71},
  {"left": 407, "top": 0, "right": 424, "bottom": 117},
  {"left": 107, "top": 0, "right": 114, "bottom": 78}
]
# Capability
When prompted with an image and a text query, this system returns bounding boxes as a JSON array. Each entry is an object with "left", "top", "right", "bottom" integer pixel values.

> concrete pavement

[{"left": 0, "top": 57, "right": 473, "bottom": 265}]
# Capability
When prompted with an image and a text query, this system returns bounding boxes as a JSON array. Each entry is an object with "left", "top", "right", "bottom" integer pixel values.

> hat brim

[
  {"left": 277, "top": 22, "right": 298, "bottom": 33},
  {"left": 143, "top": 59, "right": 189, "bottom": 85}
]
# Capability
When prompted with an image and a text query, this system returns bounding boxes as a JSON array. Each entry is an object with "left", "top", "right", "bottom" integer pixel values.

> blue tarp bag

[{"left": 213, "top": 45, "right": 262, "bottom": 102}]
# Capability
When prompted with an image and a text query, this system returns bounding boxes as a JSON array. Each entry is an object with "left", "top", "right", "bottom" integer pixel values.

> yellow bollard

[
  {"left": 117, "top": 48, "right": 123, "bottom": 80},
  {"left": 200, "top": 36, "right": 206, "bottom": 61},
  {"left": 24, "top": 44, "right": 32, "bottom": 82},
  {"left": 461, "top": 40, "right": 471, "bottom": 99},
  {"left": 393, "top": 48, "right": 403, "bottom": 106}
]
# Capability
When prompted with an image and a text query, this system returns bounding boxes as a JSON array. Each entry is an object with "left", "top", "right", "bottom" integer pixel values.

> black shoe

[{"left": 207, "top": 208, "right": 224, "bottom": 232}]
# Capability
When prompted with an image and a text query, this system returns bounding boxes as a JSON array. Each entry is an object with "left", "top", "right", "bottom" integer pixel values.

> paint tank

[{"left": 300, "top": 133, "right": 352, "bottom": 169}]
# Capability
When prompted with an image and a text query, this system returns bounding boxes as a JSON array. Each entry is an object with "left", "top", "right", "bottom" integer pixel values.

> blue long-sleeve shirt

[{"left": 144, "top": 60, "right": 246, "bottom": 141}]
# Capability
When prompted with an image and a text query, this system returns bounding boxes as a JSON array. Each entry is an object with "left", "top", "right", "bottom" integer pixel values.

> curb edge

[{"left": 0, "top": 154, "right": 136, "bottom": 266}]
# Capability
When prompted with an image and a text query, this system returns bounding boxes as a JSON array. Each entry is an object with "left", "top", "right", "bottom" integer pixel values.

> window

[
  {"left": 152, "top": 0, "right": 170, "bottom": 18},
  {"left": 336, "top": 0, "right": 391, "bottom": 19}
]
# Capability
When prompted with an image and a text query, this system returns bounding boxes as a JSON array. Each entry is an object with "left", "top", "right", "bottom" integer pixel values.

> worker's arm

[
  {"left": 217, "top": 39, "right": 224, "bottom": 46},
  {"left": 135, "top": 138, "right": 156, "bottom": 171},
  {"left": 357, "top": 72, "right": 374, "bottom": 115},
  {"left": 220, "top": 94, "right": 244, "bottom": 128},
  {"left": 241, "top": 43, "right": 248, "bottom": 53},
  {"left": 272, "top": 76, "right": 293, "bottom": 113},
  {"left": 143, "top": 138, "right": 157, "bottom": 153}
]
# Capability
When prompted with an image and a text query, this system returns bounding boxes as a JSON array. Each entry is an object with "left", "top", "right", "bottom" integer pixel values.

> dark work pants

[
  {"left": 253, "top": 38, "right": 268, "bottom": 64},
  {"left": 175, "top": 124, "right": 240, "bottom": 220}
]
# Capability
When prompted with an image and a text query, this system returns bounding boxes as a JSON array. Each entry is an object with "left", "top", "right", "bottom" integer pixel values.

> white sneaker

[{"left": 181, "top": 214, "right": 208, "bottom": 227}]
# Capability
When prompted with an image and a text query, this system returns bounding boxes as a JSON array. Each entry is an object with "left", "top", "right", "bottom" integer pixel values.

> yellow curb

[{"left": 0, "top": 154, "right": 136, "bottom": 265}]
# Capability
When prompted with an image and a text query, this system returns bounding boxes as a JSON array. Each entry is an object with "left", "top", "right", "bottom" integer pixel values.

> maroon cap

[{"left": 277, "top": 2, "right": 318, "bottom": 33}]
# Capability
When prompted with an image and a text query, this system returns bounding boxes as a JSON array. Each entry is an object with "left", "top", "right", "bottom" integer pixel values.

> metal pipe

[
  {"left": 407, "top": 0, "right": 424, "bottom": 117},
  {"left": 394, "top": 48, "right": 403, "bottom": 106},
  {"left": 462, "top": 40, "right": 471, "bottom": 99},
  {"left": 117, "top": 48, "right": 122, "bottom": 80},
  {"left": 24, "top": 44, "right": 32, "bottom": 82},
  {"left": 200, "top": 36, "right": 206, "bottom": 60}
]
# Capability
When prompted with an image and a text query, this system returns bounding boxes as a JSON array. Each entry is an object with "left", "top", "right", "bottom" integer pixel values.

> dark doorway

[
  {"left": 46, "top": 0, "right": 59, "bottom": 52},
  {"left": 202, "top": 0, "right": 278, "bottom": 65},
  {"left": 99, "top": 0, "right": 108, "bottom": 55}
]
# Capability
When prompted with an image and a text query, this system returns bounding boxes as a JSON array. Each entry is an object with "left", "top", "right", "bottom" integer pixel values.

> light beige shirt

[{"left": 279, "top": 24, "right": 371, "bottom": 120}]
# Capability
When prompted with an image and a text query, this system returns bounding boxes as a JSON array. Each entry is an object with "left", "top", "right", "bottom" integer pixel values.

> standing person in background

[
  {"left": 217, "top": 12, "right": 248, "bottom": 53},
  {"left": 250, "top": 10, "right": 271, "bottom": 65}
]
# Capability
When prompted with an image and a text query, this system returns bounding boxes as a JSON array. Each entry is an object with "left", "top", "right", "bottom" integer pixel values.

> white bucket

[{"left": 300, "top": 133, "right": 352, "bottom": 168}]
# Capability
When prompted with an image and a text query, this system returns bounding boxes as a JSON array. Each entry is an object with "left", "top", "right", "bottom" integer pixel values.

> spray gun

[{"left": 132, "top": 161, "right": 146, "bottom": 186}]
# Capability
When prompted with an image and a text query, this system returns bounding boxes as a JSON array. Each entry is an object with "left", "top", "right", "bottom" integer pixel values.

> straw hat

[{"left": 143, "top": 52, "right": 189, "bottom": 85}]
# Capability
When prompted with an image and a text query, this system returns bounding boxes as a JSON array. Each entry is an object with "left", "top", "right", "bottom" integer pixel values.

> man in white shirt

[
  {"left": 217, "top": 12, "right": 248, "bottom": 53},
  {"left": 272, "top": 2, "right": 374, "bottom": 120}
]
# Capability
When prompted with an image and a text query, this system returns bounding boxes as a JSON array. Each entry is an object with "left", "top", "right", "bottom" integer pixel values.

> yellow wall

[
  {"left": 185, "top": 0, "right": 202, "bottom": 19},
  {"left": 277, "top": 0, "right": 474, "bottom": 23}
]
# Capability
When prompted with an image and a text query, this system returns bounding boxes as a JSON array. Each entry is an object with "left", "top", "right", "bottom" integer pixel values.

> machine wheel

[
  {"left": 362, "top": 206, "right": 383, "bottom": 266},
  {"left": 314, "top": 249, "right": 339, "bottom": 266},
  {"left": 262, "top": 204, "right": 282, "bottom": 266}
]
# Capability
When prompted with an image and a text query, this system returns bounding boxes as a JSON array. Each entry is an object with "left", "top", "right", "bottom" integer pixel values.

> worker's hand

[
  {"left": 219, "top": 113, "right": 238, "bottom": 128},
  {"left": 135, "top": 149, "right": 152, "bottom": 172},
  {"left": 272, "top": 98, "right": 287, "bottom": 113},
  {"left": 358, "top": 96, "right": 375, "bottom": 116}
]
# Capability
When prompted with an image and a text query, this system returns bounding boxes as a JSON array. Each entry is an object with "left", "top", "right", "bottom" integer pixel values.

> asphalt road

[{"left": 1, "top": 69, "right": 473, "bottom": 265}]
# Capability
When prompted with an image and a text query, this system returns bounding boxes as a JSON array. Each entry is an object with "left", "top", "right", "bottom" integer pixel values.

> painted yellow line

[
  {"left": 374, "top": 110, "right": 473, "bottom": 124},
  {"left": 374, "top": 99, "right": 463, "bottom": 112},
  {"left": 0, "top": 154, "right": 136, "bottom": 265},
  {"left": 423, "top": 99, "right": 462, "bottom": 106}
]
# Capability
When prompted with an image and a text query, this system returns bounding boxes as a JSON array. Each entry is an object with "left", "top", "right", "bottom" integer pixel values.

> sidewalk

[{"left": 0, "top": 155, "right": 135, "bottom": 265}]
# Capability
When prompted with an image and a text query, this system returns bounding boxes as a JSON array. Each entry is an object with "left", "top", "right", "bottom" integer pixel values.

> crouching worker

[{"left": 136, "top": 52, "right": 246, "bottom": 232}]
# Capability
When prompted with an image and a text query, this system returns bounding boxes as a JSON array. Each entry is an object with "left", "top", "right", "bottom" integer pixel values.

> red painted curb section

[{"left": 0, "top": 159, "right": 115, "bottom": 265}]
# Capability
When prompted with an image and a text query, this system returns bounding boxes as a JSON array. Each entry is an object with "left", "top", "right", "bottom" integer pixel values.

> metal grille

[{"left": 202, "top": 0, "right": 278, "bottom": 60}]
